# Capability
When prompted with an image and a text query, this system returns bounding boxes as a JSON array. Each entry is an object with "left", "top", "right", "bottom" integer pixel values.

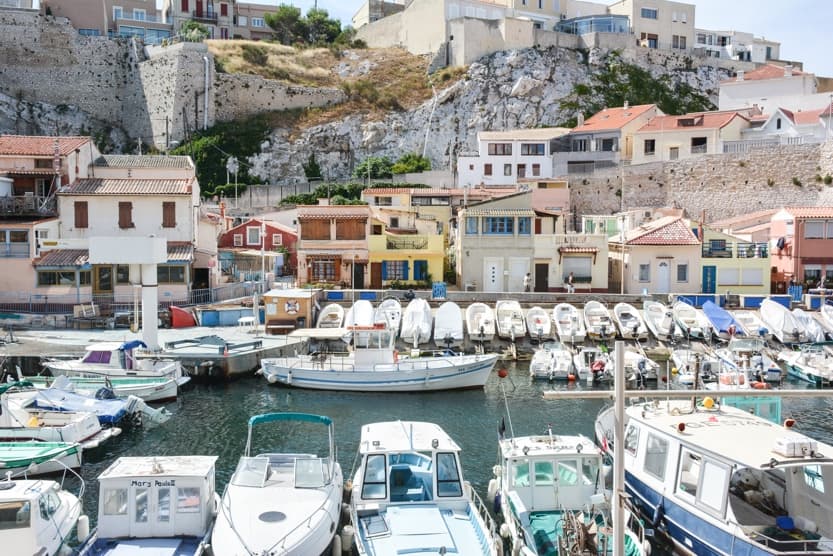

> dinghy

[
  {"left": 642, "top": 300, "right": 680, "bottom": 341},
  {"left": 583, "top": 300, "right": 615, "bottom": 341},
  {"left": 552, "top": 303, "right": 586, "bottom": 344},
  {"left": 792, "top": 308, "right": 826, "bottom": 343},
  {"left": 465, "top": 302, "right": 496, "bottom": 342},
  {"left": 778, "top": 345, "right": 833, "bottom": 386},
  {"left": 344, "top": 299, "right": 375, "bottom": 344},
  {"left": 0, "top": 441, "right": 82, "bottom": 476},
  {"left": 495, "top": 300, "right": 526, "bottom": 340},
  {"left": 760, "top": 298, "right": 808, "bottom": 344},
  {"left": 613, "top": 302, "right": 649, "bottom": 340},
  {"left": 714, "top": 336, "right": 783, "bottom": 383},
  {"left": 27, "top": 373, "right": 187, "bottom": 403},
  {"left": 529, "top": 340, "right": 575, "bottom": 381},
  {"left": 316, "top": 303, "right": 344, "bottom": 328},
  {"left": 574, "top": 346, "right": 611, "bottom": 384},
  {"left": 702, "top": 300, "right": 745, "bottom": 340},
  {"left": 732, "top": 310, "right": 770, "bottom": 339},
  {"left": 212, "top": 413, "right": 343, "bottom": 556},
  {"left": 525, "top": 306, "right": 552, "bottom": 340},
  {"left": 671, "top": 348, "right": 719, "bottom": 385},
  {"left": 374, "top": 297, "right": 402, "bottom": 335},
  {"left": 433, "top": 301, "right": 464, "bottom": 348},
  {"left": 400, "top": 298, "right": 432, "bottom": 345},
  {"left": 672, "top": 299, "right": 712, "bottom": 340}
]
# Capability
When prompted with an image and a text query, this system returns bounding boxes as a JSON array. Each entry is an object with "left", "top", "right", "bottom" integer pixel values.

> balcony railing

[
  {"left": 723, "top": 135, "right": 820, "bottom": 154},
  {"left": 691, "top": 144, "right": 708, "bottom": 154},
  {"left": 116, "top": 13, "right": 168, "bottom": 24},
  {"left": 0, "top": 242, "right": 30, "bottom": 258},
  {"left": 702, "top": 242, "right": 769, "bottom": 259},
  {"left": 387, "top": 237, "right": 428, "bottom": 250},
  {"left": 0, "top": 195, "right": 57, "bottom": 217},
  {"left": 191, "top": 10, "right": 218, "bottom": 23}
]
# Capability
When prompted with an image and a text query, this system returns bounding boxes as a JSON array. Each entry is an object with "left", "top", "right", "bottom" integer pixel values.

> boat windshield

[
  {"left": 0, "top": 500, "right": 30, "bottom": 529},
  {"left": 295, "top": 457, "right": 328, "bottom": 488},
  {"left": 730, "top": 338, "right": 764, "bottom": 351},
  {"left": 231, "top": 457, "right": 270, "bottom": 488},
  {"left": 354, "top": 329, "right": 394, "bottom": 349},
  {"left": 83, "top": 351, "right": 111, "bottom": 364}
]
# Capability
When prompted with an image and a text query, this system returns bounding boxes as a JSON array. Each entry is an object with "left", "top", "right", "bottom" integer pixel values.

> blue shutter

[
  {"left": 416, "top": 260, "right": 428, "bottom": 280},
  {"left": 381, "top": 261, "right": 388, "bottom": 280},
  {"left": 402, "top": 261, "right": 409, "bottom": 280}
]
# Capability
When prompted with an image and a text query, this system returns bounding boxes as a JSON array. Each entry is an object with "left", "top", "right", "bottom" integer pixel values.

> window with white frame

[
  {"left": 644, "top": 434, "right": 668, "bottom": 480},
  {"left": 504, "top": 164, "right": 512, "bottom": 176},
  {"left": 804, "top": 265, "right": 822, "bottom": 285},
  {"left": 272, "top": 234, "right": 282, "bottom": 246},
  {"left": 677, "top": 263, "right": 688, "bottom": 282},
  {"left": 113, "top": 6, "right": 123, "bottom": 19},
  {"left": 252, "top": 17, "right": 265, "bottom": 27},
  {"left": 641, "top": 7, "right": 658, "bottom": 19},
  {"left": 805, "top": 220, "right": 825, "bottom": 239},
  {"left": 718, "top": 268, "right": 739, "bottom": 286},
  {"left": 233, "top": 234, "right": 243, "bottom": 247},
  {"left": 386, "top": 260, "right": 407, "bottom": 280},
  {"left": 247, "top": 226, "right": 260, "bottom": 245},
  {"left": 466, "top": 217, "right": 478, "bottom": 234},
  {"left": 133, "top": 8, "right": 146, "bottom": 20},
  {"left": 238, "top": 15, "right": 247, "bottom": 26},
  {"left": 638, "top": 264, "right": 650, "bottom": 282},
  {"left": 827, "top": 220, "right": 833, "bottom": 238}
]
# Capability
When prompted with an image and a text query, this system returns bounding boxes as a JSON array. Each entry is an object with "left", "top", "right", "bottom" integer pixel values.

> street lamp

[{"left": 226, "top": 156, "right": 239, "bottom": 207}]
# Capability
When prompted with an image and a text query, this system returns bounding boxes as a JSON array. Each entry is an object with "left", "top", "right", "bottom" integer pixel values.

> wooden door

[
  {"left": 370, "top": 262, "right": 382, "bottom": 289},
  {"left": 534, "top": 263, "right": 548, "bottom": 292}
]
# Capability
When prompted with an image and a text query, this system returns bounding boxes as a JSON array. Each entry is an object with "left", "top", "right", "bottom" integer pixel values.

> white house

[
  {"left": 735, "top": 105, "right": 832, "bottom": 148},
  {"left": 718, "top": 63, "right": 833, "bottom": 114},
  {"left": 608, "top": 0, "right": 695, "bottom": 52},
  {"left": 694, "top": 29, "right": 780, "bottom": 64},
  {"left": 457, "top": 128, "right": 571, "bottom": 187}
]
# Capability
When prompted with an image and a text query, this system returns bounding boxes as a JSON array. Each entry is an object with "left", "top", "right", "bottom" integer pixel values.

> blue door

[{"left": 702, "top": 265, "right": 716, "bottom": 294}]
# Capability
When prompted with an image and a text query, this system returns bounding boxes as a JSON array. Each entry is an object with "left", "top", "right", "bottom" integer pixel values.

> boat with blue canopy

[{"left": 702, "top": 300, "right": 746, "bottom": 340}]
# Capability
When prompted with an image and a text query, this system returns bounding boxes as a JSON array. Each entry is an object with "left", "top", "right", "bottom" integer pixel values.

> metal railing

[
  {"left": 691, "top": 144, "right": 708, "bottom": 154},
  {"left": 723, "top": 135, "right": 820, "bottom": 153},
  {"left": 387, "top": 237, "right": 428, "bottom": 250},
  {"left": 0, "top": 242, "right": 30, "bottom": 258},
  {"left": 701, "top": 242, "right": 768, "bottom": 258},
  {"left": 0, "top": 195, "right": 57, "bottom": 216},
  {"left": 115, "top": 13, "right": 168, "bottom": 24},
  {"left": 191, "top": 10, "right": 218, "bottom": 22}
]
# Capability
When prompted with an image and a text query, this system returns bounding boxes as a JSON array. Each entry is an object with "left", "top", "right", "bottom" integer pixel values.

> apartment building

[
  {"left": 42, "top": 0, "right": 171, "bottom": 43},
  {"left": 608, "top": 0, "right": 695, "bottom": 52},
  {"left": 694, "top": 29, "right": 780, "bottom": 64}
]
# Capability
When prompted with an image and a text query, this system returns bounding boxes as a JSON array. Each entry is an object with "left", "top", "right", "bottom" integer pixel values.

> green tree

[
  {"left": 180, "top": 20, "right": 209, "bottom": 42},
  {"left": 391, "top": 153, "right": 431, "bottom": 175},
  {"left": 306, "top": 8, "right": 341, "bottom": 44},
  {"left": 353, "top": 156, "right": 393, "bottom": 180},
  {"left": 265, "top": 4, "right": 306, "bottom": 45},
  {"left": 302, "top": 153, "right": 323, "bottom": 180}
]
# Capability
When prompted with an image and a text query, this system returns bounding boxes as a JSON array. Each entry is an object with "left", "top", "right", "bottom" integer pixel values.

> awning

[
  {"left": 234, "top": 249, "right": 280, "bottom": 257},
  {"left": 557, "top": 246, "right": 598, "bottom": 263},
  {"left": 33, "top": 249, "right": 90, "bottom": 268},
  {"left": 166, "top": 243, "right": 193, "bottom": 263}
]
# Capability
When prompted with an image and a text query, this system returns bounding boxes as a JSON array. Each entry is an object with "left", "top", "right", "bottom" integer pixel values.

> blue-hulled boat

[{"left": 702, "top": 300, "right": 746, "bottom": 340}]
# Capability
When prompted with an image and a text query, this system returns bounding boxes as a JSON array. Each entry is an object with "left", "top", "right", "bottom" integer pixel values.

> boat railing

[
  {"left": 736, "top": 522, "right": 822, "bottom": 553},
  {"left": 464, "top": 481, "right": 499, "bottom": 550},
  {"left": 285, "top": 353, "right": 492, "bottom": 373},
  {"left": 268, "top": 485, "right": 338, "bottom": 553}
]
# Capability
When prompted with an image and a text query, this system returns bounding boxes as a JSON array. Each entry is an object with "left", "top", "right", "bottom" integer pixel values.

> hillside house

[
  {"left": 699, "top": 226, "right": 770, "bottom": 295},
  {"left": 43, "top": 0, "right": 172, "bottom": 43},
  {"left": 217, "top": 217, "right": 297, "bottom": 280},
  {"left": 368, "top": 207, "right": 445, "bottom": 289},
  {"left": 608, "top": 0, "right": 695, "bottom": 52},
  {"left": 770, "top": 207, "right": 833, "bottom": 291},
  {"left": 718, "top": 64, "right": 833, "bottom": 114},
  {"left": 694, "top": 28, "right": 779, "bottom": 63},
  {"left": 296, "top": 205, "right": 370, "bottom": 288}
]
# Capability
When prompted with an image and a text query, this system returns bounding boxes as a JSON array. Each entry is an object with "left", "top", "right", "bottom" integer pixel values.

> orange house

[{"left": 770, "top": 207, "right": 833, "bottom": 289}]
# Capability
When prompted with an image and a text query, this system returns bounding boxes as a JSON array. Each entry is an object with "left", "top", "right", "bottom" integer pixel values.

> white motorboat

[
  {"left": 732, "top": 310, "right": 771, "bottom": 339},
  {"left": 614, "top": 346, "right": 661, "bottom": 382},
  {"left": 642, "top": 300, "right": 681, "bottom": 342},
  {"left": 79, "top": 456, "right": 219, "bottom": 556},
  {"left": 524, "top": 306, "right": 552, "bottom": 340},
  {"left": 574, "top": 346, "right": 611, "bottom": 384},
  {"left": 671, "top": 348, "right": 720, "bottom": 385},
  {"left": 344, "top": 299, "right": 375, "bottom": 344},
  {"left": 488, "top": 427, "right": 648, "bottom": 556},
  {"left": 760, "top": 298, "right": 808, "bottom": 344},
  {"left": 672, "top": 299, "right": 712, "bottom": 340},
  {"left": 528, "top": 340, "right": 576, "bottom": 381},
  {"left": 552, "top": 303, "right": 586, "bottom": 344},
  {"left": 433, "top": 301, "right": 464, "bottom": 348},
  {"left": 1, "top": 467, "right": 88, "bottom": 556},
  {"left": 260, "top": 325, "right": 498, "bottom": 392},
  {"left": 495, "top": 300, "right": 526, "bottom": 340},
  {"left": 375, "top": 297, "right": 402, "bottom": 335},
  {"left": 27, "top": 373, "right": 187, "bottom": 403},
  {"left": 400, "top": 298, "right": 433, "bottom": 346},
  {"left": 0, "top": 441, "right": 82, "bottom": 476},
  {"left": 316, "top": 303, "right": 344, "bottom": 328},
  {"left": 583, "top": 300, "right": 616, "bottom": 341},
  {"left": 43, "top": 340, "right": 183, "bottom": 380},
  {"left": 714, "top": 336, "right": 783, "bottom": 383},
  {"left": 613, "top": 302, "right": 649, "bottom": 340},
  {"left": 466, "top": 302, "right": 496, "bottom": 342},
  {"left": 212, "top": 413, "right": 343, "bottom": 556},
  {"left": 793, "top": 308, "right": 826, "bottom": 343},
  {"left": 778, "top": 345, "right": 833, "bottom": 387},
  {"left": 350, "top": 421, "right": 500, "bottom": 556},
  {"left": 596, "top": 399, "right": 833, "bottom": 556}
]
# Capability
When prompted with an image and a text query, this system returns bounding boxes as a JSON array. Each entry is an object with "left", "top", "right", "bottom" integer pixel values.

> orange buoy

[
  {"left": 567, "top": 374, "right": 576, "bottom": 382},
  {"left": 498, "top": 368, "right": 508, "bottom": 379}
]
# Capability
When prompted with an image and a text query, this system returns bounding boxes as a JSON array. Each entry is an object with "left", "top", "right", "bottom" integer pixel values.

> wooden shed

[{"left": 262, "top": 288, "right": 321, "bottom": 335}]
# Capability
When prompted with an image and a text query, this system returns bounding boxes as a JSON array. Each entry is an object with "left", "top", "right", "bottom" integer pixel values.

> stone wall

[{"left": 214, "top": 74, "right": 344, "bottom": 122}]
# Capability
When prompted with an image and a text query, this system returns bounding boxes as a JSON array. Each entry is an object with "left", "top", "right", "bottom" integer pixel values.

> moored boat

[
  {"left": 732, "top": 310, "right": 771, "bottom": 339},
  {"left": 760, "top": 298, "right": 808, "bottom": 345},
  {"left": 792, "top": 308, "right": 826, "bottom": 343},
  {"left": 466, "top": 302, "right": 496, "bottom": 342},
  {"left": 375, "top": 297, "right": 402, "bottom": 335},
  {"left": 433, "top": 301, "right": 464, "bottom": 348},
  {"left": 672, "top": 299, "right": 712, "bottom": 340},
  {"left": 495, "top": 300, "right": 526, "bottom": 340},
  {"left": 778, "top": 345, "right": 833, "bottom": 387},
  {"left": 170, "top": 305, "right": 197, "bottom": 328},
  {"left": 583, "top": 300, "right": 616, "bottom": 341},
  {"left": 642, "top": 300, "right": 681, "bottom": 342},
  {"left": 525, "top": 305, "right": 552, "bottom": 340},
  {"left": 574, "top": 346, "right": 611, "bottom": 384},
  {"left": 714, "top": 336, "right": 783, "bottom": 383},
  {"left": 0, "top": 441, "right": 82, "bottom": 476},
  {"left": 27, "top": 373, "right": 188, "bottom": 403},
  {"left": 529, "top": 340, "right": 576, "bottom": 381},
  {"left": 316, "top": 302, "right": 345, "bottom": 329},
  {"left": 552, "top": 303, "right": 586, "bottom": 344},
  {"left": 43, "top": 340, "right": 183, "bottom": 380},
  {"left": 400, "top": 298, "right": 433, "bottom": 346},
  {"left": 613, "top": 302, "right": 649, "bottom": 340},
  {"left": 702, "top": 300, "right": 745, "bottom": 340}
]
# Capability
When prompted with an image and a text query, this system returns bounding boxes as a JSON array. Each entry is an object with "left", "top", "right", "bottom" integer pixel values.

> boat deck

[{"left": 84, "top": 537, "right": 204, "bottom": 555}]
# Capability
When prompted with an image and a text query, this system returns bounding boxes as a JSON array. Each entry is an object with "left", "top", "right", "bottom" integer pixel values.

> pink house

[{"left": 770, "top": 207, "right": 833, "bottom": 290}]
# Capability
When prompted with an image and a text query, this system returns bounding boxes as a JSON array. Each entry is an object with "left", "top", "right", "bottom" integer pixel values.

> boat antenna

[{"left": 498, "top": 369, "right": 516, "bottom": 446}]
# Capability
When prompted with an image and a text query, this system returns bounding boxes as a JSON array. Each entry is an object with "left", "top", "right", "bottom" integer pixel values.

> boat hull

[
  {"left": 27, "top": 375, "right": 186, "bottom": 402},
  {"left": 0, "top": 441, "right": 82, "bottom": 475},
  {"left": 262, "top": 354, "right": 498, "bottom": 392}
]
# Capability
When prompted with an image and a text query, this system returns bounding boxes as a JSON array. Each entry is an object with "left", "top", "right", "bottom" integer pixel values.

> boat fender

[
  {"left": 77, "top": 514, "right": 90, "bottom": 543},
  {"left": 339, "top": 525, "right": 355, "bottom": 554},
  {"left": 487, "top": 478, "right": 499, "bottom": 504},
  {"left": 643, "top": 539, "right": 653, "bottom": 556},
  {"left": 330, "top": 532, "right": 342, "bottom": 556},
  {"left": 512, "top": 536, "right": 522, "bottom": 556},
  {"left": 493, "top": 536, "right": 504, "bottom": 556},
  {"left": 493, "top": 491, "right": 502, "bottom": 514},
  {"left": 652, "top": 499, "right": 665, "bottom": 529},
  {"left": 341, "top": 502, "right": 351, "bottom": 523},
  {"left": 752, "top": 381, "right": 770, "bottom": 390},
  {"left": 287, "top": 370, "right": 292, "bottom": 385},
  {"left": 394, "top": 350, "right": 398, "bottom": 363},
  {"left": 492, "top": 464, "right": 502, "bottom": 477},
  {"left": 499, "top": 522, "right": 511, "bottom": 538}
]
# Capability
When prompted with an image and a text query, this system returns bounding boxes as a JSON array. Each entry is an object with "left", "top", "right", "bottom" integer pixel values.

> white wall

[
  {"left": 624, "top": 244, "right": 701, "bottom": 294},
  {"left": 58, "top": 195, "right": 194, "bottom": 241}
]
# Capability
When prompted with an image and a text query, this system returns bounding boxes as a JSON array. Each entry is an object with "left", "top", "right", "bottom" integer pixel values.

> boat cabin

[
  {"left": 78, "top": 341, "right": 147, "bottom": 370},
  {"left": 0, "top": 479, "right": 80, "bottom": 556},
  {"left": 352, "top": 325, "right": 397, "bottom": 367},
  {"left": 94, "top": 456, "right": 217, "bottom": 540}
]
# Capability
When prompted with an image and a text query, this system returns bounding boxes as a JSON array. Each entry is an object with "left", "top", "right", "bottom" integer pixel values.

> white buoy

[
  {"left": 487, "top": 478, "right": 499, "bottom": 504},
  {"left": 340, "top": 524, "right": 354, "bottom": 554},
  {"left": 330, "top": 533, "right": 342, "bottom": 555},
  {"left": 499, "top": 522, "right": 511, "bottom": 538},
  {"left": 77, "top": 514, "right": 90, "bottom": 543}
]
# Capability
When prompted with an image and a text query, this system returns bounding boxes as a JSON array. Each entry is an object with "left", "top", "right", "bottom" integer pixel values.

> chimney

[
  {"left": 624, "top": 101, "right": 629, "bottom": 110},
  {"left": 736, "top": 70, "right": 744, "bottom": 81},
  {"left": 577, "top": 112, "right": 585, "bottom": 126},
  {"left": 785, "top": 64, "right": 793, "bottom": 77}
]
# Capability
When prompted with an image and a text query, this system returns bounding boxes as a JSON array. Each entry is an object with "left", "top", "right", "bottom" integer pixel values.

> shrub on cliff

[
  {"left": 392, "top": 153, "right": 431, "bottom": 175},
  {"left": 180, "top": 21, "right": 210, "bottom": 42}
]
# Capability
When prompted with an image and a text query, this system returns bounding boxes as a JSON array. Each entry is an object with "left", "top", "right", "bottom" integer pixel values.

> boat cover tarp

[
  {"left": 702, "top": 301, "right": 743, "bottom": 335},
  {"left": 120, "top": 340, "right": 147, "bottom": 351},
  {"left": 25, "top": 388, "right": 127, "bottom": 425}
]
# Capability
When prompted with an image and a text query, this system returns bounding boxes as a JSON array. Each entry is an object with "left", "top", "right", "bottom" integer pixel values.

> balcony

[
  {"left": 0, "top": 195, "right": 57, "bottom": 217},
  {"left": 116, "top": 13, "right": 168, "bottom": 24},
  {"left": 0, "top": 242, "right": 29, "bottom": 258},
  {"left": 691, "top": 144, "right": 708, "bottom": 154},
  {"left": 191, "top": 10, "right": 218, "bottom": 23},
  {"left": 387, "top": 237, "right": 428, "bottom": 250},
  {"left": 701, "top": 242, "right": 768, "bottom": 259}
]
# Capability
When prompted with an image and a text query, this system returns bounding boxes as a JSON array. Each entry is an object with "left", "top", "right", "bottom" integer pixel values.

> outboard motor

[{"left": 95, "top": 387, "right": 117, "bottom": 400}]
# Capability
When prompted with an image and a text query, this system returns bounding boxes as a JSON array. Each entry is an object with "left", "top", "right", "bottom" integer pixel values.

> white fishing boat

[
  {"left": 350, "top": 420, "right": 500, "bottom": 556},
  {"left": 614, "top": 346, "right": 661, "bottom": 382},
  {"left": 714, "top": 336, "right": 783, "bottom": 383},
  {"left": 792, "top": 308, "right": 826, "bottom": 343},
  {"left": 671, "top": 348, "right": 720, "bottom": 385},
  {"left": 778, "top": 345, "right": 833, "bottom": 387},
  {"left": 212, "top": 413, "right": 343, "bottom": 556},
  {"left": 552, "top": 303, "right": 586, "bottom": 344},
  {"left": 0, "top": 441, "right": 82, "bottom": 476},
  {"left": 583, "top": 300, "right": 616, "bottom": 341},
  {"left": 488, "top": 427, "right": 648, "bottom": 556},
  {"left": 344, "top": 299, "right": 375, "bottom": 344},
  {"left": 613, "top": 302, "right": 649, "bottom": 340},
  {"left": 574, "top": 346, "right": 612, "bottom": 384},
  {"left": 495, "top": 300, "right": 526, "bottom": 340},
  {"left": 672, "top": 300, "right": 712, "bottom": 340},
  {"left": 260, "top": 325, "right": 499, "bottom": 392},
  {"left": 375, "top": 297, "right": 402, "bottom": 335},
  {"left": 466, "top": 302, "right": 496, "bottom": 342},
  {"left": 732, "top": 310, "right": 771, "bottom": 339},
  {"left": 400, "top": 298, "right": 433, "bottom": 346},
  {"left": 1, "top": 466, "right": 88, "bottom": 556},
  {"left": 760, "top": 298, "right": 808, "bottom": 345},
  {"left": 528, "top": 340, "right": 576, "bottom": 381},
  {"left": 525, "top": 306, "right": 552, "bottom": 340},
  {"left": 79, "top": 456, "right": 219, "bottom": 556},
  {"left": 316, "top": 302, "right": 345, "bottom": 329},
  {"left": 596, "top": 398, "right": 833, "bottom": 556},
  {"left": 642, "top": 300, "right": 681, "bottom": 342},
  {"left": 433, "top": 301, "right": 464, "bottom": 348},
  {"left": 43, "top": 340, "right": 183, "bottom": 380},
  {"left": 27, "top": 373, "right": 188, "bottom": 403}
]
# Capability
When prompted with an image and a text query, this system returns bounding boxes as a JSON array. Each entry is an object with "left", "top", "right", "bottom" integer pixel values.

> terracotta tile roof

[
  {"left": 464, "top": 208, "right": 535, "bottom": 217},
  {"left": 572, "top": 104, "right": 656, "bottom": 133},
  {"left": 93, "top": 155, "right": 193, "bottom": 169},
  {"left": 0, "top": 135, "right": 92, "bottom": 156},
  {"left": 478, "top": 128, "right": 571, "bottom": 140},
  {"left": 722, "top": 64, "right": 807, "bottom": 83},
  {"left": 297, "top": 205, "right": 370, "bottom": 219},
  {"left": 637, "top": 111, "right": 745, "bottom": 132},
  {"left": 708, "top": 209, "right": 778, "bottom": 228},
  {"left": 410, "top": 188, "right": 458, "bottom": 196},
  {"left": 558, "top": 246, "right": 598, "bottom": 254},
  {"left": 0, "top": 169, "right": 61, "bottom": 176},
  {"left": 59, "top": 178, "right": 193, "bottom": 195},
  {"left": 33, "top": 249, "right": 89, "bottom": 267},
  {"left": 783, "top": 207, "right": 833, "bottom": 218},
  {"left": 779, "top": 107, "right": 825, "bottom": 126},
  {"left": 362, "top": 188, "right": 413, "bottom": 195},
  {"left": 626, "top": 216, "right": 700, "bottom": 245}
]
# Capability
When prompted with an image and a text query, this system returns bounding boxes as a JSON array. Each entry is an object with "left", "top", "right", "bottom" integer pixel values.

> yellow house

[
  {"left": 700, "top": 226, "right": 771, "bottom": 295},
  {"left": 367, "top": 207, "right": 444, "bottom": 288}
]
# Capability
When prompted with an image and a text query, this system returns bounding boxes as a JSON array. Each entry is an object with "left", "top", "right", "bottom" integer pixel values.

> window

[
  {"left": 118, "top": 202, "right": 134, "bottom": 229},
  {"left": 80, "top": 271, "right": 91, "bottom": 286},
  {"left": 162, "top": 202, "right": 176, "bottom": 228},
  {"left": 827, "top": 220, "right": 833, "bottom": 238},
  {"left": 466, "top": 217, "right": 478, "bottom": 234},
  {"left": 251, "top": 17, "right": 265, "bottom": 27},
  {"left": 518, "top": 217, "right": 531, "bottom": 235},
  {"left": 181, "top": 0, "right": 188, "bottom": 12},
  {"left": 805, "top": 464, "right": 825, "bottom": 493},
  {"left": 74, "top": 201, "right": 88, "bottom": 229},
  {"left": 538, "top": 0, "right": 543, "bottom": 8},
  {"left": 272, "top": 234, "right": 282, "bottom": 247},
  {"left": 233, "top": 234, "right": 243, "bottom": 247},
  {"left": 133, "top": 9, "right": 146, "bottom": 20},
  {"left": 487, "top": 143, "right": 512, "bottom": 155},
  {"left": 116, "top": 265, "right": 130, "bottom": 284},
  {"left": 517, "top": 164, "right": 526, "bottom": 178},
  {"left": 534, "top": 461, "right": 554, "bottom": 485},
  {"left": 437, "top": 453, "right": 462, "bottom": 497},
  {"left": 677, "top": 263, "right": 688, "bottom": 282},
  {"left": 135, "top": 487, "right": 148, "bottom": 522},
  {"left": 669, "top": 146, "right": 679, "bottom": 160},
  {"left": 385, "top": 260, "right": 407, "bottom": 280},
  {"left": 563, "top": 256, "right": 592, "bottom": 281},
  {"left": 805, "top": 220, "right": 825, "bottom": 239},
  {"left": 311, "top": 259, "right": 336, "bottom": 281},
  {"left": 414, "top": 260, "right": 428, "bottom": 281},
  {"left": 681, "top": 12, "right": 687, "bottom": 23},
  {"left": 361, "top": 454, "right": 387, "bottom": 499},
  {"left": 595, "top": 138, "right": 617, "bottom": 152},
  {"left": 247, "top": 226, "right": 260, "bottom": 245},
  {"left": 512, "top": 461, "right": 529, "bottom": 487},
  {"left": 644, "top": 434, "right": 668, "bottom": 480},
  {"left": 177, "top": 487, "right": 200, "bottom": 513},
  {"left": 804, "top": 265, "right": 822, "bottom": 285},
  {"left": 638, "top": 263, "right": 650, "bottom": 282},
  {"left": 238, "top": 15, "right": 247, "bottom": 26},
  {"left": 0, "top": 500, "right": 29, "bottom": 529},
  {"left": 113, "top": 6, "right": 123, "bottom": 20},
  {"left": 484, "top": 217, "right": 514, "bottom": 234},
  {"left": 532, "top": 164, "right": 541, "bottom": 176},
  {"left": 644, "top": 139, "right": 656, "bottom": 155},
  {"left": 521, "top": 143, "right": 545, "bottom": 155},
  {"left": 697, "top": 33, "right": 707, "bottom": 44},
  {"left": 37, "top": 271, "right": 78, "bottom": 287},
  {"left": 691, "top": 137, "right": 707, "bottom": 154},
  {"left": 335, "top": 219, "right": 366, "bottom": 240},
  {"left": 572, "top": 139, "right": 588, "bottom": 152},
  {"left": 484, "top": 163, "right": 493, "bottom": 176},
  {"left": 624, "top": 424, "right": 639, "bottom": 455},
  {"left": 504, "top": 164, "right": 512, "bottom": 176},
  {"left": 641, "top": 7, "right": 658, "bottom": 19},
  {"left": 103, "top": 489, "right": 128, "bottom": 515},
  {"left": 372, "top": 224, "right": 383, "bottom": 235},
  {"left": 157, "top": 265, "right": 186, "bottom": 284},
  {"left": 220, "top": 2, "right": 228, "bottom": 16},
  {"left": 158, "top": 488, "right": 171, "bottom": 522},
  {"left": 672, "top": 35, "right": 686, "bottom": 49},
  {"left": 741, "top": 268, "right": 763, "bottom": 285},
  {"left": 78, "top": 29, "right": 101, "bottom": 36},
  {"left": 677, "top": 450, "right": 701, "bottom": 498},
  {"left": 375, "top": 196, "right": 392, "bottom": 206},
  {"left": 671, "top": 11, "right": 677, "bottom": 21},
  {"left": 776, "top": 118, "right": 782, "bottom": 130},
  {"left": 558, "top": 461, "right": 579, "bottom": 485}
]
